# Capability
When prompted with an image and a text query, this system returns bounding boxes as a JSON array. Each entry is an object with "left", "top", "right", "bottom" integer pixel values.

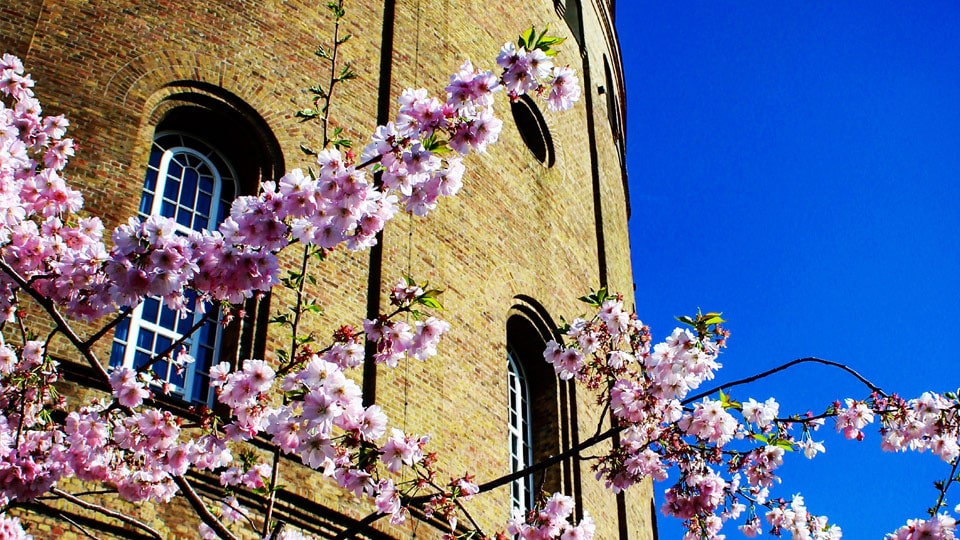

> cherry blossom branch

[
  {"left": 0, "top": 258, "right": 109, "bottom": 383},
  {"left": 261, "top": 446, "right": 283, "bottom": 538},
  {"left": 59, "top": 513, "right": 98, "bottom": 539},
  {"left": 932, "top": 457, "right": 960, "bottom": 516},
  {"left": 172, "top": 475, "right": 238, "bottom": 540},
  {"left": 320, "top": 0, "right": 345, "bottom": 148},
  {"left": 335, "top": 426, "right": 622, "bottom": 539},
  {"left": 82, "top": 306, "right": 132, "bottom": 348},
  {"left": 135, "top": 307, "right": 218, "bottom": 374},
  {"left": 681, "top": 356, "right": 887, "bottom": 406},
  {"left": 49, "top": 487, "right": 163, "bottom": 540}
]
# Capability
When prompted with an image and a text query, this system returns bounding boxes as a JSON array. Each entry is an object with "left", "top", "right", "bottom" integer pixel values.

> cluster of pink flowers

[
  {"left": 886, "top": 514, "right": 956, "bottom": 540},
  {"left": 544, "top": 290, "right": 960, "bottom": 539},
  {"left": 764, "top": 495, "right": 842, "bottom": 540},
  {"left": 496, "top": 42, "right": 581, "bottom": 112},
  {"left": 506, "top": 493, "right": 595, "bottom": 540}
]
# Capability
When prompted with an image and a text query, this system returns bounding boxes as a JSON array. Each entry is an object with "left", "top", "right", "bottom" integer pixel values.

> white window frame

[
  {"left": 507, "top": 346, "right": 534, "bottom": 515},
  {"left": 111, "top": 132, "right": 238, "bottom": 406}
]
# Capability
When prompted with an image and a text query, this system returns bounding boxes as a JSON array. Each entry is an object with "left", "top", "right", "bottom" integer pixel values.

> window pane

[
  {"left": 199, "top": 174, "right": 214, "bottom": 194},
  {"left": 156, "top": 335, "right": 172, "bottom": 356},
  {"left": 136, "top": 329, "right": 155, "bottom": 351},
  {"left": 114, "top": 318, "right": 130, "bottom": 341},
  {"left": 148, "top": 148, "right": 162, "bottom": 168},
  {"left": 182, "top": 168, "right": 198, "bottom": 207},
  {"left": 110, "top": 342, "right": 126, "bottom": 367},
  {"left": 143, "top": 297, "right": 160, "bottom": 324},
  {"left": 143, "top": 168, "right": 158, "bottom": 192},
  {"left": 176, "top": 208, "right": 192, "bottom": 228},
  {"left": 134, "top": 349, "right": 152, "bottom": 369},
  {"left": 159, "top": 304, "right": 177, "bottom": 330},
  {"left": 138, "top": 193, "right": 154, "bottom": 215},
  {"left": 197, "top": 192, "right": 212, "bottom": 215},
  {"left": 169, "top": 366, "right": 184, "bottom": 387}
]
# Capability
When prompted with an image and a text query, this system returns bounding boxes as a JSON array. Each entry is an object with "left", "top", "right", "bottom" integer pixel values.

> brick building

[{"left": 0, "top": 0, "right": 649, "bottom": 538}]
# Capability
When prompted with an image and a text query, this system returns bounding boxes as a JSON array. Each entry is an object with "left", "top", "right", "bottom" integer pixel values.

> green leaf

[
  {"left": 703, "top": 316, "right": 726, "bottom": 325},
  {"left": 421, "top": 132, "right": 442, "bottom": 152},
  {"left": 537, "top": 35, "right": 566, "bottom": 48},
  {"left": 773, "top": 439, "right": 796, "bottom": 451},
  {"left": 752, "top": 433, "right": 768, "bottom": 444},
  {"left": 417, "top": 289, "right": 445, "bottom": 310},
  {"left": 296, "top": 109, "right": 320, "bottom": 121},
  {"left": 519, "top": 26, "right": 536, "bottom": 49},
  {"left": 300, "top": 144, "right": 316, "bottom": 156},
  {"left": 338, "top": 64, "right": 356, "bottom": 81},
  {"left": 417, "top": 297, "right": 443, "bottom": 310}
]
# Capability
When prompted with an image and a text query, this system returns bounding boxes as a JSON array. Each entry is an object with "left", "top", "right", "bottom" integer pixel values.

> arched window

[
  {"left": 507, "top": 344, "right": 534, "bottom": 514},
  {"left": 506, "top": 302, "right": 575, "bottom": 517},
  {"left": 110, "top": 132, "right": 238, "bottom": 406}
]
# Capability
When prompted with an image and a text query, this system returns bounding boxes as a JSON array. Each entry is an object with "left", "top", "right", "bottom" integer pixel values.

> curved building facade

[{"left": 0, "top": 0, "right": 648, "bottom": 538}]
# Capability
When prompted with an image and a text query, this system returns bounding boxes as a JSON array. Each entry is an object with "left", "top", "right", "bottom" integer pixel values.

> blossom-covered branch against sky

[{"left": 617, "top": 2, "right": 960, "bottom": 538}]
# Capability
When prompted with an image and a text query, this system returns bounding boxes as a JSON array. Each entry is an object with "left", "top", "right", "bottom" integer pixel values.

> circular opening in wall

[{"left": 511, "top": 94, "right": 555, "bottom": 167}]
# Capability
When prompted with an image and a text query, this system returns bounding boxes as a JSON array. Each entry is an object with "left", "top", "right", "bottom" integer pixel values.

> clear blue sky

[{"left": 615, "top": 2, "right": 960, "bottom": 538}]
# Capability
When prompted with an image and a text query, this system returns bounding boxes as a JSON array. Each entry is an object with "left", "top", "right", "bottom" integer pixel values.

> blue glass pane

[
  {"left": 160, "top": 200, "right": 176, "bottom": 218},
  {"left": 136, "top": 329, "right": 155, "bottom": 351},
  {"left": 169, "top": 368, "right": 184, "bottom": 388},
  {"left": 182, "top": 169, "right": 198, "bottom": 206},
  {"left": 143, "top": 168, "right": 158, "bottom": 192},
  {"left": 197, "top": 192, "right": 211, "bottom": 215},
  {"left": 110, "top": 342, "right": 126, "bottom": 367},
  {"left": 143, "top": 297, "right": 160, "bottom": 324},
  {"left": 148, "top": 149, "right": 162, "bottom": 168},
  {"left": 176, "top": 208, "right": 192, "bottom": 228},
  {"left": 134, "top": 349, "right": 152, "bottom": 369},
  {"left": 199, "top": 175, "right": 214, "bottom": 194},
  {"left": 159, "top": 304, "right": 177, "bottom": 330},
  {"left": 155, "top": 359, "right": 169, "bottom": 379},
  {"left": 138, "top": 193, "right": 154, "bottom": 215},
  {"left": 195, "top": 216, "right": 208, "bottom": 231},
  {"left": 167, "top": 161, "right": 183, "bottom": 181},
  {"left": 163, "top": 176, "right": 180, "bottom": 200},
  {"left": 114, "top": 318, "right": 130, "bottom": 341},
  {"left": 156, "top": 335, "right": 172, "bottom": 355}
]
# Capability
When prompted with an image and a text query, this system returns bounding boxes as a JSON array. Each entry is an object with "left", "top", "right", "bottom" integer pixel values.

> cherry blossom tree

[{"left": 0, "top": 4, "right": 958, "bottom": 540}]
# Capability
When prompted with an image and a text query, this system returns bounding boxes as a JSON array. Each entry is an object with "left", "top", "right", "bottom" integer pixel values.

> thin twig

[
  {"left": 135, "top": 307, "right": 218, "bottom": 374},
  {"left": 50, "top": 487, "right": 163, "bottom": 539},
  {"left": 173, "top": 475, "right": 238, "bottom": 540},
  {"left": 83, "top": 306, "right": 133, "bottom": 348},
  {"left": 681, "top": 357, "right": 887, "bottom": 406},
  {"left": 261, "top": 445, "right": 283, "bottom": 538},
  {"left": 59, "top": 513, "right": 98, "bottom": 539},
  {"left": 932, "top": 457, "right": 960, "bottom": 516}
]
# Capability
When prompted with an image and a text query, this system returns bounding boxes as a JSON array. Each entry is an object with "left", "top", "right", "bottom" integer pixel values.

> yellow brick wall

[{"left": 0, "top": 0, "right": 649, "bottom": 538}]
